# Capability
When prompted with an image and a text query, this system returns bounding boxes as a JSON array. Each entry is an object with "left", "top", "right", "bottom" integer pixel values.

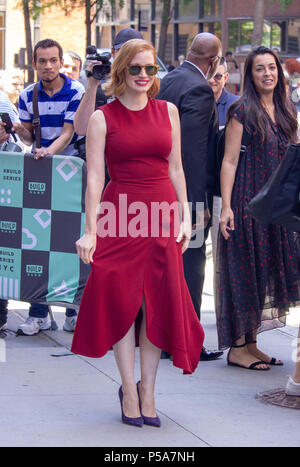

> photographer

[{"left": 74, "top": 28, "right": 143, "bottom": 136}]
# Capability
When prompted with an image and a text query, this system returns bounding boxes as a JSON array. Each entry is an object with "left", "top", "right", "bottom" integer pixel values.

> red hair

[
  {"left": 103, "top": 39, "right": 160, "bottom": 98},
  {"left": 285, "top": 58, "right": 300, "bottom": 76}
]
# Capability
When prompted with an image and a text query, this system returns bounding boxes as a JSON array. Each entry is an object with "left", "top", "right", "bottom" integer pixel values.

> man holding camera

[
  {"left": 12, "top": 38, "right": 84, "bottom": 336},
  {"left": 74, "top": 28, "right": 143, "bottom": 136}
]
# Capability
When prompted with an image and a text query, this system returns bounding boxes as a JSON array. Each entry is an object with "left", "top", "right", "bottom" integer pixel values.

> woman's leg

[
  {"left": 228, "top": 335, "right": 269, "bottom": 370},
  {"left": 246, "top": 329, "right": 283, "bottom": 365},
  {"left": 113, "top": 322, "right": 140, "bottom": 418},
  {"left": 139, "top": 299, "right": 161, "bottom": 417}
]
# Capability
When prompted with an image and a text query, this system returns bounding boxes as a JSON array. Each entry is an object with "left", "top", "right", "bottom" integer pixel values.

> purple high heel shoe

[
  {"left": 137, "top": 381, "right": 161, "bottom": 428},
  {"left": 118, "top": 386, "right": 143, "bottom": 427}
]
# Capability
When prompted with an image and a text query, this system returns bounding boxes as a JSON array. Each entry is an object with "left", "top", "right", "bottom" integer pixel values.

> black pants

[
  {"left": 0, "top": 299, "right": 8, "bottom": 318},
  {"left": 183, "top": 194, "right": 213, "bottom": 321}
]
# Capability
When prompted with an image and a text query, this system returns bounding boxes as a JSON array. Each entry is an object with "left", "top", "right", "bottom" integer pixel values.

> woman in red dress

[{"left": 72, "top": 40, "right": 204, "bottom": 427}]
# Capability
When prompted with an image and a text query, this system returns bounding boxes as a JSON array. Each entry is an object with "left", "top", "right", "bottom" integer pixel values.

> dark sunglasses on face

[
  {"left": 213, "top": 72, "right": 226, "bottom": 81},
  {"left": 127, "top": 64, "right": 159, "bottom": 76}
]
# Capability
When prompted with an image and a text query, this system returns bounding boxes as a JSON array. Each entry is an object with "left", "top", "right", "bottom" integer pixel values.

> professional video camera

[{"left": 85, "top": 45, "right": 111, "bottom": 80}]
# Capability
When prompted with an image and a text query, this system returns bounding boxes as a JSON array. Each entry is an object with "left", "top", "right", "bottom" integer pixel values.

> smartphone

[
  {"left": 0, "top": 112, "right": 17, "bottom": 141},
  {"left": 0, "top": 112, "right": 13, "bottom": 133}
]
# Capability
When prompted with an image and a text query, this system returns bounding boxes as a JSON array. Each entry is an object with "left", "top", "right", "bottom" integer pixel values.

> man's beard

[{"left": 42, "top": 72, "right": 60, "bottom": 83}]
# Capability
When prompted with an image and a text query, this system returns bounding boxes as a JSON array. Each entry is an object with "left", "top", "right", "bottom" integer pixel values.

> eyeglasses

[
  {"left": 213, "top": 72, "right": 226, "bottom": 81},
  {"left": 210, "top": 55, "right": 222, "bottom": 63},
  {"left": 127, "top": 64, "right": 159, "bottom": 76}
]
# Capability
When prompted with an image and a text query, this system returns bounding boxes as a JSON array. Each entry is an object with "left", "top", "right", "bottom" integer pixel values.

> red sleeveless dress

[{"left": 71, "top": 98, "right": 204, "bottom": 374}]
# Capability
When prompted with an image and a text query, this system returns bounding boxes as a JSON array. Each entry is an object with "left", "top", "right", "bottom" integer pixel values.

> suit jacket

[{"left": 158, "top": 61, "right": 218, "bottom": 206}]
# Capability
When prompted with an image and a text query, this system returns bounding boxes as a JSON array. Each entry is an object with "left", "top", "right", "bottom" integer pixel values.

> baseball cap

[{"left": 113, "top": 28, "right": 144, "bottom": 50}]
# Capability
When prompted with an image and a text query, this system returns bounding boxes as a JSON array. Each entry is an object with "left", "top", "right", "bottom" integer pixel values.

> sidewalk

[{"left": 1, "top": 255, "right": 300, "bottom": 447}]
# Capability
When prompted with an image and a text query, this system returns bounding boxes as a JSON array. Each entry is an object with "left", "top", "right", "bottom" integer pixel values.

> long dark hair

[{"left": 228, "top": 46, "right": 298, "bottom": 143}]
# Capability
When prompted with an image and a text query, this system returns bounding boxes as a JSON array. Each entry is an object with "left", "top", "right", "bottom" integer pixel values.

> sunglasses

[
  {"left": 213, "top": 72, "right": 226, "bottom": 81},
  {"left": 127, "top": 64, "right": 159, "bottom": 76}
]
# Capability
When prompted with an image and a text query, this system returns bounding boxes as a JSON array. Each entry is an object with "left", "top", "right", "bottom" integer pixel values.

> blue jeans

[{"left": 29, "top": 303, "right": 77, "bottom": 318}]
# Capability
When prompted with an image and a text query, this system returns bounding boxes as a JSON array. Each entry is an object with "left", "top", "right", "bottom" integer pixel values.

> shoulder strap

[
  {"left": 240, "top": 126, "right": 252, "bottom": 153},
  {"left": 32, "top": 82, "right": 41, "bottom": 149}
]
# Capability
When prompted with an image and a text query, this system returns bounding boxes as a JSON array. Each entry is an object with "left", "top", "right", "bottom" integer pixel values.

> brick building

[{"left": 0, "top": 0, "right": 299, "bottom": 74}]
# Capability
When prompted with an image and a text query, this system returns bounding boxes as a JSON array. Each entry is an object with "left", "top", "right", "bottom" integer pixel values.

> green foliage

[
  {"left": 22, "top": 0, "right": 124, "bottom": 21},
  {"left": 269, "top": 0, "right": 293, "bottom": 12}
]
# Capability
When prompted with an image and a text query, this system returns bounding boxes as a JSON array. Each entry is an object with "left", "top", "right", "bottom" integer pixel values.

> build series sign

[{"left": 0, "top": 152, "right": 90, "bottom": 308}]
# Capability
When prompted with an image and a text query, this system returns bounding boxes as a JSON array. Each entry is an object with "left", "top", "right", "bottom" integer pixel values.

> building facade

[{"left": 0, "top": 0, "right": 299, "bottom": 73}]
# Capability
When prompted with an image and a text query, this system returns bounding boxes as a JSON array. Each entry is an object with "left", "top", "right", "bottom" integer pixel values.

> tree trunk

[
  {"left": 158, "top": 0, "right": 172, "bottom": 62},
  {"left": 22, "top": 0, "right": 34, "bottom": 84},
  {"left": 85, "top": 0, "right": 92, "bottom": 48},
  {"left": 251, "top": 0, "right": 265, "bottom": 48}
]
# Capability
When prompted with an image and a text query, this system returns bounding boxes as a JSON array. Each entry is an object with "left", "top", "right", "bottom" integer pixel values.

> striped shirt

[{"left": 18, "top": 74, "right": 84, "bottom": 156}]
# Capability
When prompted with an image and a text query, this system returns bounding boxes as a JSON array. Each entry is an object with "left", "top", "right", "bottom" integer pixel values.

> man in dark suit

[{"left": 158, "top": 33, "right": 223, "bottom": 361}]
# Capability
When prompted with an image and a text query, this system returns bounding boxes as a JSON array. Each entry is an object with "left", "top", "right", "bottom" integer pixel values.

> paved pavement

[{"left": 1, "top": 255, "right": 300, "bottom": 448}]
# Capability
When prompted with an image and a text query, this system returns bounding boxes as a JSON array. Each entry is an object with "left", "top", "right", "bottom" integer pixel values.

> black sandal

[
  {"left": 227, "top": 343, "right": 270, "bottom": 371},
  {"left": 247, "top": 340, "right": 283, "bottom": 366}
]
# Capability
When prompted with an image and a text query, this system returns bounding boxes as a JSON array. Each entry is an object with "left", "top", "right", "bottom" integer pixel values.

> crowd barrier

[{"left": 0, "top": 151, "right": 90, "bottom": 309}]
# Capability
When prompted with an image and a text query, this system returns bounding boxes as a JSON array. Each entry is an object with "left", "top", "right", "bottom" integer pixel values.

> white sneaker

[
  {"left": 285, "top": 376, "right": 300, "bottom": 396},
  {"left": 63, "top": 315, "right": 77, "bottom": 333},
  {"left": 18, "top": 317, "right": 51, "bottom": 336}
]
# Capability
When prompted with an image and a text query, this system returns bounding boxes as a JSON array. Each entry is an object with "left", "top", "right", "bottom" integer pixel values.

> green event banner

[{"left": 0, "top": 151, "right": 90, "bottom": 308}]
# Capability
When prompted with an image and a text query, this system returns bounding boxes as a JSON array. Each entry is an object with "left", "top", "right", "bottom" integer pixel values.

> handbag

[{"left": 247, "top": 143, "right": 300, "bottom": 232}]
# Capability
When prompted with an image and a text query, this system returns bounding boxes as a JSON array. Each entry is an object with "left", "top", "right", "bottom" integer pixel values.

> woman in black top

[{"left": 217, "top": 46, "right": 300, "bottom": 370}]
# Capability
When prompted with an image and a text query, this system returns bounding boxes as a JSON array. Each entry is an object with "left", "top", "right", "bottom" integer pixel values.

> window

[
  {"left": 178, "top": 22, "right": 199, "bottom": 56},
  {"left": 228, "top": 20, "right": 239, "bottom": 52},
  {"left": 287, "top": 19, "right": 300, "bottom": 55},
  {"left": 153, "top": 0, "right": 163, "bottom": 21},
  {"left": 199, "top": 0, "right": 221, "bottom": 18},
  {"left": 178, "top": 0, "right": 198, "bottom": 19},
  {"left": 34, "top": 15, "right": 41, "bottom": 45},
  {"left": 228, "top": 18, "right": 300, "bottom": 55}
]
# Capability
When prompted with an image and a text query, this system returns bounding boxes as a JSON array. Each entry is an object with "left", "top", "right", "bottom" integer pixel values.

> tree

[
  {"left": 19, "top": 0, "right": 35, "bottom": 83},
  {"left": 46, "top": 0, "right": 124, "bottom": 49},
  {"left": 252, "top": 0, "right": 294, "bottom": 48},
  {"left": 157, "top": 0, "right": 172, "bottom": 62},
  {"left": 18, "top": 0, "right": 124, "bottom": 81},
  {"left": 251, "top": 0, "right": 265, "bottom": 47},
  {"left": 158, "top": 0, "right": 194, "bottom": 63}
]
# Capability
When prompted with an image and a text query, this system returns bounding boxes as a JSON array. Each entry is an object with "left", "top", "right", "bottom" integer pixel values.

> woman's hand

[
  {"left": 176, "top": 219, "right": 191, "bottom": 253},
  {"left": 75, "top": 233, "right": 97, "bottom": 264},
  {"left": 220, "top": 206, "right": 234, "bottom": 240}
]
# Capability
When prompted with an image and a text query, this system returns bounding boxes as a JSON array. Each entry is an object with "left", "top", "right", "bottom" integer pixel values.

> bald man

[{"left": 158, "top": 33, "right": 223, "bottom": 361}]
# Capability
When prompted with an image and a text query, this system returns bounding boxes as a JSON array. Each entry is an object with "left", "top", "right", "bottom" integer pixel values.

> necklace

[
  {"left": 261, "top": 100, "right": 276, "bottom": 123},
  {"left": 261, "top": 100, "right": 274, "bottom": 114}
]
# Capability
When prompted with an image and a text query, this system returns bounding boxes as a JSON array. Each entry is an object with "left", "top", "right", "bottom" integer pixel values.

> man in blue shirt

[
  {"left": 16, "top": 39, "right": 84, "bottom": 159},
  {"left": 13, "top": 39, "right": 84, "bottom": 336},
  {"left": 208, "top": 58, "right": 239, "bottom": 278},
  {"left": 209, "top": 57, "right": 238, "bottom": 129}
]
